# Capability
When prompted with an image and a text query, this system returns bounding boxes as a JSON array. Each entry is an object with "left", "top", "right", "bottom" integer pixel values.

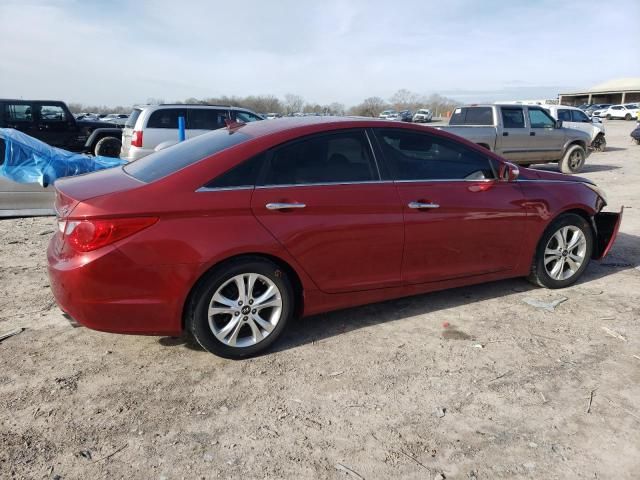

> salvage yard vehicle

[
  {"left": 48, "top": 117, "right": 622, "bottom": 358},
  {"left": 0, "top": 99, "right": 123, "bottom": 157},
  {"left": 120, "top": 104, "right": 264, "bottom": 161},
  {"left": 603, "top": 104, "right": 639, "bottom": 120},
  {"left": 544, "top": 105, "right": 607, "bottom": 152},
  {"left": 439, "top": 104, "right": 592, "bottom": 173},
  {"left": 413, "top": 108, "right": 433, "bottom": 123},
  {"left": 378, "top": 110, "right": 397, "bottom": 119}
]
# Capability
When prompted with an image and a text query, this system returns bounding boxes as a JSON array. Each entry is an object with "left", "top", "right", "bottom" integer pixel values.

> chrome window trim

[
  {"left": 393, "top": 178, "right": 496, "bottom": 184},
  {"left": 196, "top": 185, "right": 254, "bottom": 192},
  {"left": 363, "top": 129, "right": 382, "bottom": 181},
  {"left": 255, "top": 180, "right": 392, "bottom": 190}
]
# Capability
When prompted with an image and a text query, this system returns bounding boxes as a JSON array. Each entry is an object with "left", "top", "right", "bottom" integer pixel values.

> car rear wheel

[
  {"left": 187, "top": 258, "right": 294, "bottom": 358},
  {"left": 625, "top": 113, "right": 632, "bottom": 120},
  {"left": 559, "top": 145, "right": 586, "bottom": 173},
  {"left": 528, "top": 213, "right": 593, "bottom": 289},
  {"left": 94, "top": 136, "right": 122, "bottom": 157}
]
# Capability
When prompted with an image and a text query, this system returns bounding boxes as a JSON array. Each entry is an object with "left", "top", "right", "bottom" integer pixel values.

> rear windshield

[
  {"left": 449, "top": 107, "right": 494, "bottom": 126},
  {"left": 125, "top": 108, "right": 142, "bottom": 128},
  {"left": 124, "top": 128, "right": 250, "bottom": 183}
]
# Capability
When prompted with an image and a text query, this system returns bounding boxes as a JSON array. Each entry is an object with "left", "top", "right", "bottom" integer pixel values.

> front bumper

[{"left": 593, "top": 207, "right": 623, "bottom": 260}]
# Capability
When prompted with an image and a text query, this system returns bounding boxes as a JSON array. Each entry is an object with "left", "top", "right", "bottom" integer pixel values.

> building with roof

[{"left": 558, "top": 78, "right": 640, "bottom": 106}]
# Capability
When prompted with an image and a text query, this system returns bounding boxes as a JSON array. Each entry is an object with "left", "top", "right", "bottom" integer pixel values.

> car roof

[{"left": 134, "top": 104, "right": 253, "bottom": 111}]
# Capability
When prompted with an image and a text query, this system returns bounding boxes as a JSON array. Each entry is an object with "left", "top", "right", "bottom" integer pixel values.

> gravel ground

[{"left": 1, "top": 120, "right": 639, "bottom": 480}]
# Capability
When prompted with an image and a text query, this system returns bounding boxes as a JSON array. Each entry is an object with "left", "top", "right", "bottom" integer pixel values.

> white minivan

[
  {"left": 544, "top": 105, "right": 607, "bottom": 152},
  {"left": 120, "top": 105, "right": 263, "bottom": 161}
]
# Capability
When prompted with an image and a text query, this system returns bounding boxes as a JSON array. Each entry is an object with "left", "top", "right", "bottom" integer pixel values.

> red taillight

[
  {"left": 131, "top": 130, "right": 143, "bottom": 148},
  {"left": 65, "top": 217, "right": 158, "bottom": 252}
]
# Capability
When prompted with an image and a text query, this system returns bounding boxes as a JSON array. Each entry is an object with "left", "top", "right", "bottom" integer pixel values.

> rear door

[
  {"left": 33, "top": 103, "right": 75, "bottom": 148},
  {"left": 143, "top": 108, "right": 187, "bottom": 149},
  {"left": 496, "top": 106, "right": 532, "bottom": 162},
  {"left": 186, "top": 108, "right": 228, "bottom": 139},
  {"left": 372, "top": 128, "right": 528, "bottom": 284},
  {"left": 251, "top": 129, "right": 404, "bottom": 293},
  {"left": 526, "top": 107, "right": 565, "bottom": 161}
]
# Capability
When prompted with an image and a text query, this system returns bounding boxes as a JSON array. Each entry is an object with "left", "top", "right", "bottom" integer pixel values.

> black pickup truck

[{"left": 0, "top": 99, "right": 123, "bottom": 157}]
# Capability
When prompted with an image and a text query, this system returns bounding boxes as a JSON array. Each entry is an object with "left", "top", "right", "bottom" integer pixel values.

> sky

[{"left": 0, "top": 0, "right": 637, "bottom": 107}]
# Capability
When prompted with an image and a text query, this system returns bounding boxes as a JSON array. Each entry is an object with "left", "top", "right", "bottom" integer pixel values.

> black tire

[
  {"left": 625, "top": 113, "right": 632, "bottom": 121},
  {"left": 592, "top": 134, "right": 606, "bottom": 152},
  {"left": 559, "top": 145, "right": 586, "bottom": 174},
  {"left": 528, "top": 213, "right": 593, "bottom": 289},
  {"left": 605, "top": 114, "right": 612, "bottom": 120},
  {"left": 94, "top": 136, "right": 122, "bottom": 157},
  {"left": 187, "top": 258, "right": 294, "bottom": 359}
]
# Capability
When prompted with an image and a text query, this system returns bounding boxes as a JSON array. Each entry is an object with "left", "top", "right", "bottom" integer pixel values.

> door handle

[
  {"left": 408, "top": 201, "right": 440, "bottom": 209},
  {"left": 265, "top": 202, "right": 306, "bottom": 210},
  {"left": 530, "top": 131, "right": 536, "bottom": 136}
]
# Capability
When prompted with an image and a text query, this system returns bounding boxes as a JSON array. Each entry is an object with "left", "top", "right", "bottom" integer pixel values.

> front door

[
  {"left": 251, "top": 129, "right": 404, "bottom": 293},
  {"left": 526, "top": 107, "right": 565, "bottom": 161},
  {"left": 497, "top": 106, "right": 532, "bottom": 163},
  {"left": 372, "top": 128, "right": 528, "bottom": 284}
]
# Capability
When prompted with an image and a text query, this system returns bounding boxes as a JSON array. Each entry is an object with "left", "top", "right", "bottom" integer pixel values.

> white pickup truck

[{"left": 437, "top": 104, "right": 592, "bottom": 173}]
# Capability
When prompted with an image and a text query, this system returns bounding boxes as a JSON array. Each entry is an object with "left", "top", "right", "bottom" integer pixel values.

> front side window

[
  {"left": 147, "top": 108, "right": 187, "bottom": 129},
  {"left": 38, "top": 105, "right": 66, "bottom": 122},
  {"left": 234, "top": 111, "right": 263, "bottom": 123},
  {"left": 557, "top": 109, "right": 572, "bottom": 122},
  {"left": 4, "top": 103, "right": 33, "bottom": 122},
  {"left": 528, "top": 108, "right": 555, "bottom": 128},
  {"left": 188, "top": 109, "right": 227, "bottom": 130},
  {"left": 262, "top": 130, "right": 377, "bottom": 186},
  {"left": 571, "top": 110, "right": 590, "bottom": 122},
  {"left": 501, "top": 108, "right": 525, "bottom": 128},
  {"left": 374, "top": 129, "right": 495, "bottom": 181}
]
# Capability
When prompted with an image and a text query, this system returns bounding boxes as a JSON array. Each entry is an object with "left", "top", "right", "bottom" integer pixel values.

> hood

[{"left": 517, "top": 167, "right": 594, "bottom": 185}]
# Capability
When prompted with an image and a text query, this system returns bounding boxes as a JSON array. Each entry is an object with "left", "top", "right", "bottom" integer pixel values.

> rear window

[
  {"left": 147, "top": 108, "right": 187, "bottom": 128},
  {"left": 124, "top": 128, "right": 251, "bottom": 183},
  {"left": 125, "top": 108, "right": 142, "bottom": 128},
  {"left": 449, "top": 107, "right": 493, "bottom": 126}
]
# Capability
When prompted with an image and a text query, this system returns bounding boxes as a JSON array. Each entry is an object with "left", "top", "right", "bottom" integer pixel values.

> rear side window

[
  {"left": 187, "top": 109, "right": 227, "bottom": 130},
  {"left": 449, "top": 107, "right": 493, "bottom": 125},
  {"left": 4, "top": 103, "right": 33, "bottom": 122},
  {"left": 528, "top": 108, "right": 555, "bottom": 128},
  {"left": 204, "top": 153, "right": 265, "bottom": 189},
  {"left": 501, "top": 108, "right": 525, "bottom": 128},
  {"left": 374, "top": 128, "right": 495, "bottom": 181},
  {"left": 125, "top": 108, "right": 142, "bottom": 128},
  {"left": 146, "top": 108, "right": 187, "bottom": 129},
  {"left": 124, "top": 128, "right": 250, "bottom": 183},
  {"left": 571, "top": 110, "right": 589, "bottom": 122},
  {"left": 262, "top": 130, "right": 377, "bottom": 186},
  {"left": 234, "top": 110, "right": 263, "bottom": 123},
  {"left": 557, "top": 109, "right": 572, "bottom": 122},
  {"left": 38, "top": 105, "right": 67, "bottom": 122}
]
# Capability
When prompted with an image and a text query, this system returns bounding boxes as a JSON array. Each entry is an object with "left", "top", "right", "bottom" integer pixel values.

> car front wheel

[
  {"left": 187, "top": 258, "right": 294, "bottom": 358},
  {"left": 528, "top": 213, "right": 593, "bottom": 289},
  {"left": 559, "top": 145, "right": 586, "bottom": 173}
]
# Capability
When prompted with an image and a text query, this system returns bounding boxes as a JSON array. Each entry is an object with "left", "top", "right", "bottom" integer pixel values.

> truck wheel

[
  {"left": 94, "top": 136, "right": 122, "bottom": 157},
  {"left": 559, "top": 145, "right": 586, "bottom": 174},
  {"left": 592, "top": 134, "right": 606, "bottom": 152}
]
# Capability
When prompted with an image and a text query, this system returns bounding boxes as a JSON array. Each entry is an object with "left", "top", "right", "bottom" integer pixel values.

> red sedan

[{"left": 47, "top": 117, "right": 622, "bottom": 358}]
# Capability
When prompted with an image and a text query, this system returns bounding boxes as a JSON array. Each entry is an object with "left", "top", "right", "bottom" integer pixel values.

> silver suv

[{"left": 121, "top": 104, "right": 263, "bottom": 161}]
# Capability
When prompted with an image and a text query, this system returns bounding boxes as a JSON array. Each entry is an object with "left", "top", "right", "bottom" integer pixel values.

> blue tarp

[{"left": 0, "top": 128, "right": 125, "bottom": 187}]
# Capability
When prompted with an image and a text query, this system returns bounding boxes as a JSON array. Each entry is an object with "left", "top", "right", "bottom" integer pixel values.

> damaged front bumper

[{"left": 593, "top": 207, "right": 623, "bottom": 260}]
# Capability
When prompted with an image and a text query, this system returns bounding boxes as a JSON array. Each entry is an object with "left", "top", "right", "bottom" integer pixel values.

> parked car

[
  {"left": 378, "top": 110, "right": 397, "bottom": 119},
  {"left": 603, "top": 104, "right": 639, "bottom": 120},
  {"left": 397, "top": 110, "right": 413, "bottom": 122},
  {"left": 590, "top": 104, "right": 612, "bottom": 118},
  {"left": 544, "top": 105, "right": 607, "bottom": 152},
  {"left": 48, "top": 117, "right": 622, "bottom": 358},
  {"left": 438, "top": 104, "right": 592, "bottom": 173},
  {"left": 0, "top": 99, "right": 123, "bottom": 157},
  {"left": 120, "top": 104, "right": 264, "bottom": 161},
  {"left": 413, "top": 109, "right": 433, "bottom": 123}
]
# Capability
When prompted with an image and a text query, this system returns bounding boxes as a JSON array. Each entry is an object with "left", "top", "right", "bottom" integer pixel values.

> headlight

[{"left": 583, "top": 182, "right": 608, "bottom": 204}]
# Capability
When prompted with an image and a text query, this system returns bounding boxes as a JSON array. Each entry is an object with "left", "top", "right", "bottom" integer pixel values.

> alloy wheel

[
  {"left": 207, "top": 273, "right": 283, "bottom": 348},
  {"left": 544, "top": 226, "right": 587, "bottom": 280},
  {"left": 568, "top": 149, "right": 584, "bottom": 170}
]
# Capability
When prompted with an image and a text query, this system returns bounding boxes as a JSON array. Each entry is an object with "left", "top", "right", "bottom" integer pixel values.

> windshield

[
  {"left": 124, "top": 128, "right": 251, "bottom": 183},
  {"left": 125, "top": 108, "right": 142, "bottom": 129}
]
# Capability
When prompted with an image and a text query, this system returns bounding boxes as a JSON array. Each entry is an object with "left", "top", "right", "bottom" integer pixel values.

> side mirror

[
  {"left": 499, "top": 162, "right": 520, "bottom": 182},
  {"left": 555, "top": 120, "right": 563, "bottom": 129}
]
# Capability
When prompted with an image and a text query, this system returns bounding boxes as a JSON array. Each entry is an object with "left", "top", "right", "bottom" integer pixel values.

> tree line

[{"left": 67, "top": 89, "right": 460, "bottom": 118}]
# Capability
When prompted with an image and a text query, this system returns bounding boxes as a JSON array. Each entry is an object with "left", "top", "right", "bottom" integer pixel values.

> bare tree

[
  {"left": 349, "top": 96, "right": 388, "bottom": 117},
  {"left": 284, "top": 94, "right": 305, "bottom": 115},
  {"left": 389, "top": 89, "right": 423, "bottom": 111}
]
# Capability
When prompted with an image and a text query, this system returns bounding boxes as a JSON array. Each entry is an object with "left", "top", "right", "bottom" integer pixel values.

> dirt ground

[{"left": 1, "top": 120, "right": 639, "bottom": 480}]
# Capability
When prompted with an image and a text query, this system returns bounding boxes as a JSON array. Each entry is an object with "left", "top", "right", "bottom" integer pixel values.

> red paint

[{"left": 47, "top": 117, "right": 620, "bottom": 336}]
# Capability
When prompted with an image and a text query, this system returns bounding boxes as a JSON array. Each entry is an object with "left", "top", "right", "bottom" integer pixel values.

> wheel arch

[
  {"left": 547, "top": 207, "right": 599, "bottom": 258},
  {"left": 181, "top": 252, "right": 305, "bottom": 331}
]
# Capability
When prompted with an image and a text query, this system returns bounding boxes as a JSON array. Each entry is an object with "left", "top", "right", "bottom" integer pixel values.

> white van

[
  {"left": 120, "top": 105, "right": 263, "bottom": 161},
  {"left": 544, "top": 105, "right": 606, "bottom": 152}
]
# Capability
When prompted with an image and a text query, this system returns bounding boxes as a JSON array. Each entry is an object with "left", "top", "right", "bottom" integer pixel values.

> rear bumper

[
  {"left": 47, "top": 239, "right": 194, "bottom": 336},
  {"left": 593, "top": 207, "right": 623, "bottom": 260},
  {"left": 120, "top": 147, "right": 153, "bottom": 162}
]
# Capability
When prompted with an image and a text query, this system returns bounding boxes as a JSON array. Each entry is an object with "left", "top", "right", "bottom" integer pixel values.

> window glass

[
  {"left": 528, "top": 108, "right": 555, "bottom": 128},
  {"left": 449, "top": 107, "right": 493, "bottom": 125},
  {"left": 125, "top": 108, "right": 141, "bottom": 128},
  {"left": 557, "top": 109, "right": 572, "bottom": 122},
  {"left": 501, "top": 108, "right": 525, "bottom": 128},
  {"left": 4, "top": 104, "right": 33, "bottom": 122},
  {"left": 571, "top": 109, "right": 590, "bottom": 122},
  {"left": 612, "top": 106, "right": 622, "bottom": 110},
  {"left": 234, "top": 111, "right": 263, "bottom": 123},
  {"left": 38, "top": 105, "right": 66, "bottom": 122},
  {"left": 124, "top": 128, "right": 250, "bottom": 183},
  {"left": 374, "top": 128, "right": 495, "bottom": 181},
  {"left": 147, "top": 108, "right": 186, "bottom": 129},
  {"left": 188, "top": 109, "right": 227, "bottom": 130},
  {"left": 262, "top": 130, "right": 377, "bottom": 186},
  {"left": 205, "top": 153, "right": 264, "bottom": 189}
]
